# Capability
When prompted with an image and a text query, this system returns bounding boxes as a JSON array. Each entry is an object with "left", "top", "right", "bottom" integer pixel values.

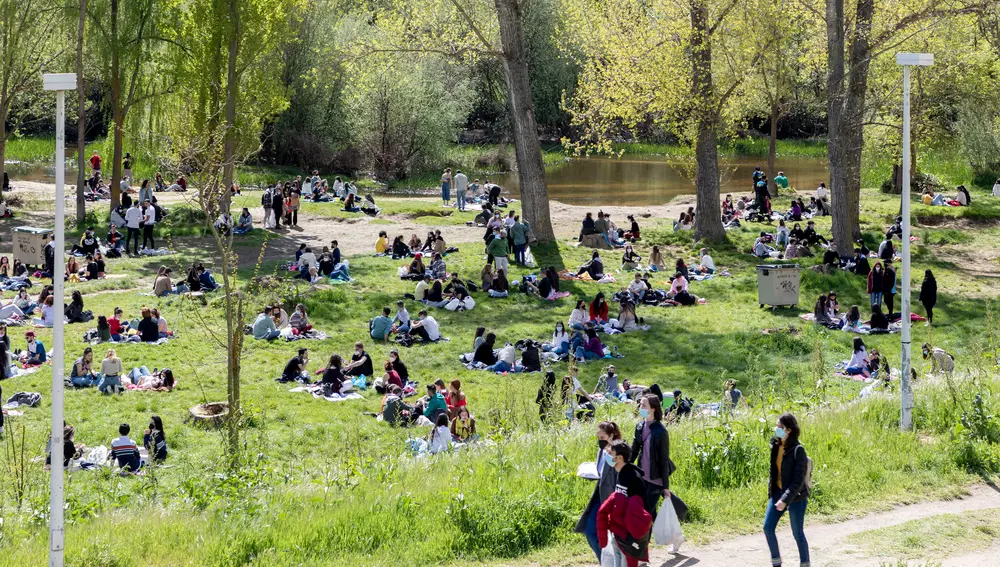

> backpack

[
  {"left": 262, "top": 191, "right": 273, "bottom": 207},
  {"left": 796, "top": 445, "right": 814, "bottom": 491}
]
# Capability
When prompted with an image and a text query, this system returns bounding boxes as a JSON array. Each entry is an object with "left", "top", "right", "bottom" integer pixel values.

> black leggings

[
  {"left": 125, "top": 227, "right": 140, "bottom": 254},
  {"left": 925, "top": 303, "right": 935, "bottom": 323},
  {"left": 142, "top": 225, "right": 155, "bottom": 249},
  {"left": 884, "top": 293, "right": 894, "bottom": 317}
]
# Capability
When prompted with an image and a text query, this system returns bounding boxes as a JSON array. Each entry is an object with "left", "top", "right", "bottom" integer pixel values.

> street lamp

[
  {"left": 42, "top": 72, "right": 77, "bottom": 567},
  {"left": 895, "top": 53, "right": 933, "bottom": 431}
]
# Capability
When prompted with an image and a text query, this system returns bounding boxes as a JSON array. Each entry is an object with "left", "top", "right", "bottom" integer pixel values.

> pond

[
  {"left": 496, "top": 155, "right": 830, "bottom": 206},
  {"left": 5, "top": 153, "right": 831, "bottom": 208}
]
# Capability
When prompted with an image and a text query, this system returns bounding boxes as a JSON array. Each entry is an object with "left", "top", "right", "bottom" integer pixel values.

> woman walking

[
  {"left": 763, "top": 413, "right": 810, "bottom": 567},
  {"left": 866, "top": 261, "right": 883, "bottom": 308},
  {"left": 575, "top": 421, "right": 622, "bottom": 561},
  {"left": 630, "top": 394, "right": 675, "bottom": 518},
  {"left": 919, "top": 269, "right": 937, "bottom": 325}
]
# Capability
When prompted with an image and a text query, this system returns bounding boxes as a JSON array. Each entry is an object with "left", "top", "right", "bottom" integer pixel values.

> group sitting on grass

[{"left": 370, "top": 305, "right": 441, "bottom": 345}]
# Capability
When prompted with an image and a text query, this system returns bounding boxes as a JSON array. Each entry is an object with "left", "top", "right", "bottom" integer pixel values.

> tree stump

[
  {"left": 188, "top": 402, "right": 230, "bottom": 428},
  {"left": 579, "top": 233, "right": 612, "bottom": 250}
]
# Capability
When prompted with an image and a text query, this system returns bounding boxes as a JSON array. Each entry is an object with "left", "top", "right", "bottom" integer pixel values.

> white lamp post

[
  {"left": 42, "top": 72, "right": 77, "bottom": 567},
  {"left": 895, "top": 53, "right": 933, "bottom": 431}
]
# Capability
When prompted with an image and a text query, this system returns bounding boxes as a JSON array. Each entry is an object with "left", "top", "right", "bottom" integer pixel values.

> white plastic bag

[
  {"left": 599, "top": 537, "right": 617, "bottom": 567},
  {"left": 397, "top": 266, "right": 408, "bottom": 277},
  {"left": 652, "top": 495, "right": 685, "bottom": 549},
  {"left": 524, "top": 247, "right": 537, "bottom": 268}
]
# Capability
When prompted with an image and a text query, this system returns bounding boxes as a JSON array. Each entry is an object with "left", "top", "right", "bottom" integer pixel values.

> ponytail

[{"left": 598, "top": 420, "right": 622, "bottom": 441}]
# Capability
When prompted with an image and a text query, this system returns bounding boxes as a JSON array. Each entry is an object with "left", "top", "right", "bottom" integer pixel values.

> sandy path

[{"left": 650, "top": 484, "right": 1000, "bottom": 567}]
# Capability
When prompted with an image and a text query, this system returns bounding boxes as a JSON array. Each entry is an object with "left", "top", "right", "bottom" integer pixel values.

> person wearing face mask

[
  {"left": 575, "top": 421, "right": 623, "bottom": 561},
  {"left": 543, "top": 322, "right": 570, "bottom": 356},
  {"left": 630, "top": 394, "right": 675, "bottom": 518},
  {"left": 143, "top": 415, "right": 168, "bottom": 462},
  {"left": 344, "top": 342, "right": 373, "bottom": 377},
  {"left": 597, "top": 440, "right": 652, "bottom": 567},
  {"left": 763, "top": 413, "right": 810, "bottom": 567},
  {"left": 596, "top": 365, "right": 623, "bottom": 400}
]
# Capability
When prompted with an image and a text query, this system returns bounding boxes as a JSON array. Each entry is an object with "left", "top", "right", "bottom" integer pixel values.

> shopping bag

[
  {"left": 599, "top": 538, "right": 617, "bottom": 567},
  {"left": 653, "top": 494, "right": 685, "bottom": 549},
  {"left": 670, "top": 492, "right": 689, "bottom": 522}
]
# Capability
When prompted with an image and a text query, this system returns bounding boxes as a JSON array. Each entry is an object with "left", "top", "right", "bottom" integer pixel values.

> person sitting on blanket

[
  {"left": 143, "top": 415, "right": 168, "bottom": 462},
  {"left": 444, "top": 379, "right": 467, "bottom": 418},
  {"left": 371, "top": 307, "right": 394, "bottom": 342},
  {"left": 13, "top": 289, "right": 35, "bottom": 315},
  {"left": 135, "top": 308, "right": 159, "bottom": 343},
  {"left": 401, "top": 309, "right": 436, "bottom": 343},
  {"left": 422, "top": 383, "right": 449, "bottom": 422},
  {"left": 109, "top": 423, "right": 143, "bottom": 473},
  {"left": 252, "top": 305, "right": 281, "bottom": 340},
  {"left": 196, "top": 264, "right": 219, "bottom": 292},
  {"left": 576, "top": 251, "right": 605, "bottom": 281},
  {"left": 289, "top": 303, "right": 313, "bottom": 335},
  {"left": 575, "top": 326, "right": 606, "bottom": 361},
  {"left": 281, "top": 348, "right": 310, "bottom": 383},
  {"left": 692, "top": 248, "right": 716, "bottom": 275},
  {"left": 622, "top": 245, "right": 642, "bottom": 270},
  {"left": 488, "top": 269, "right": 509, "bottom": 298},
  {"left": 851, "top": 248, "right": 871, "bottom": 276},
  {"left": 753, "top": 232, "right": 777, "bottom": 258},
  {"left": 827, "top": 291, "right": 841, "bottom": 322},
  {"left": 429, "top": 253, "right": 448, "bottom": 280},
  {"left": 542, "top": 322, "right": 571, "bottom": 356},
  {"left": 624, "top": 215, "right": 641, "bottom": 241},
  {"left": 343, "top": 192, "right": 360, "bottom": 212},
  {"left": 151, "top": 308, "right": 172, "bottom": 339},
  {"left": 234, "top": 208, "right": 253, "bottom": 234},
  {"left": 297, "top": 248, "right": 318, "bottom": 280},
  {"left": 526, "top": 266, "right": 554, "bottom": 299},
  {"left": 382, "top": 385, "right": 414, "bottom": 426},
  {"left": 270, "top": 305, "right": 289, "bottom": 330},
  {"left": 627, "top": 273, "right": 648, "bottom": 303},
  {"left": 520, "top": 341, "right": 542, "bottom": 373},
  {"left": 589, "top": 293, "right": 610, "bottom": 324},
  {"left": 424, "top": 280, "right": 448, "bottom": 307},
  {"left": 845, "top": 337, "right": 870, "bottom": 376},
  {"left": 404, "top": 253, "right": 426, "bottom": 279},
  {"left": 320, "top": 354, "right": 349, "bottom": 395},
  {"left": 22, "top": 331, "right": 46, "bottom": 365},
  {"left": 842, "top": 305, "right": 863, "bottom": 332},
  {"left": 413, "top": 274, "right": 432, "bottom": 302},
  {"left": 70, "top": 347, "right": 100, "bottom": 387},
  {"left": 869, "top": 304, "right": 889, "bottom": 331},
  {"left": 407, "top": 233, "right": 422, "bottom": 251},
  {"left": 97, "top": 349, "right": 125, "bottom": 393},
  {"left": 392, "top": 235, "right": 411, "bottom": 260},
  {"left": 474, "top": 333, "right": 499, "bottom": 366},
  {"left": 344, "top": 342, "right": 374, "bottom": 377},
  {"left": 32, "top": 295, "right": 57, "bottom": 327},
  {"left": 669, "top": 271, "right": 695, "bottom": 306},
  {"left": 610, "top": 296, "right": 639, "bottom": 332},
  {"left": 472, "top": 327, "right": 487, "bottom": 352},
  {"left": 375, "top": 231, "right": 389, "bottom": 255},
  {"left": 648, "top": 246, "right": 665, "bottom": 272}
]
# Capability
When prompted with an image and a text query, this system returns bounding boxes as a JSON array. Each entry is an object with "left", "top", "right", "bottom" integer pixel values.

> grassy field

[{"left": 1, "top": 163, "right": 1000, "bottom": 565}]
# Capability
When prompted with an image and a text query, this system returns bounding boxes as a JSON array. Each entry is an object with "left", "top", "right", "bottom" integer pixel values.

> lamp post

[
  {"left": 42, "top": 72, "right": 77, "bottom": 567},
  {"left": 895, "top": 53, "right": 933, "bottom": 431}
]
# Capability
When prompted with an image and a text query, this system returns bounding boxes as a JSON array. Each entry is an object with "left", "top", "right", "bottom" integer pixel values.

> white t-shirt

[
  {"left": 628, "top": 280, "right": 648, "bottom": 294},
  {"left": 395, "top": 308, "right": 410, "bottom": 326},
  {"left": 143, "top": 206, "right": 157, "bottom": 226},
  {"left": 498, "top": 344, "right": 516, "bottom": 364},
  {"left": 569, "top": 308, "right": 588, "bottom": 327},
  {"left": 816, "top": 185, "right": 828, "bottom": 200},
  {"left": 420, "top": 316, "right": 440, "bottom": 341},
  {"left": 298, "top": 252, "right": 317, "bottom": 269},
  {"left": 125, "top": 207, "right": 142, "bottom": 229},
  {"left": 848, "top": 347, "right": 867, "bottom": 369},
  {"left": 429, "top": 425, "right": 451, "bottom": 454},
  {"left": 700, "top": 254, "right": 716, "bottom": 271},
  {"left": 551, "top": 330, "right": 569, "bottom": 348}
]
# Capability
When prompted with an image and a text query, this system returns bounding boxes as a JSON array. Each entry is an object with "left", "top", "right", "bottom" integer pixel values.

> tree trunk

[
  {"left": 826, "top": 0, "right": 851, "bottom": 253},
  {"left": 493, "top": 0, "right": 554, "bottom": 242},
  {"left": 768, "top": 102, "right": 778, "bottom": 194},
  {"left": 109, "top": 0, "right": 122, "bottom": 209},
  {"left": 690, "top": 0, "right": 724, "bottom": 242},
  {"left": 76, "top": 0, "right": 88, "bottom": 224},
  {"left": 221, "top": 0, "right": 240, "bottom": 214},
  {"left": 0, "top": 116, "right": 6, "bottom": 202}
]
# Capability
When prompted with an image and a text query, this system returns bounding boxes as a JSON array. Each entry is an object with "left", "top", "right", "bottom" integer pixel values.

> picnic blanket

[
  {"left": 558, "top": 270, "right": 616, "bottom": 284},
  {"left": 288, "top": 385, "right": 364, "bottom": 402},
  {"left": 281, "top": 329, "right": 329, "bottom": 341}
]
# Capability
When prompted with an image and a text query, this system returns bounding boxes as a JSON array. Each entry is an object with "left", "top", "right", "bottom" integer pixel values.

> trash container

[
  {"left": 756, "top": 264, "right": 801, "bottom": 308},
  {"left": 12, "top": 226, "right": 53, "bottom": 267}
]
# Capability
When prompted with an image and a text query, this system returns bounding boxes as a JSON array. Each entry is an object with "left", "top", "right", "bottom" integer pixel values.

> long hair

[
  {"left": 598, "top": 421, "right": 622, "bottom": 441},
  {"left": 643, "top": 393, "right": 663, "bottom": 422},
  {"left": 778, "top": 413, "right": 801, "bottom": 446},
  {"left": 150, "top": 415, "right": 165, "bottom": 440}
]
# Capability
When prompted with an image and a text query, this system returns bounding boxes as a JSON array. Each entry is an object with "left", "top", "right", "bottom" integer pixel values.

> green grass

[{"left": 848, "top": 508, "right": 1000, "bottom": 561}]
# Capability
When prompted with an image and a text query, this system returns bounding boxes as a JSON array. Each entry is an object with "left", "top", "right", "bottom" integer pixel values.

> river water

[
  {"left": 497, "top": 155, "right": 829, "bottom": 206},
  {"left": 6, "top": 153, "right": 830, "bottom": 207}
]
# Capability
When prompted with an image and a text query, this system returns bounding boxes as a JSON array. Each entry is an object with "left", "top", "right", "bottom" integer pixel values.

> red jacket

[
  {"left": 590, "top": 301, "right": 609, "bottom": 322},
  {"left": 596, "top": 492, "right": 652, "bottom": 565}
]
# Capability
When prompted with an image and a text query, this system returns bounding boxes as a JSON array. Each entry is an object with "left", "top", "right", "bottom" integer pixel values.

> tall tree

[{"left": 0, "top": 0, "right": 61, "bottom": 201}]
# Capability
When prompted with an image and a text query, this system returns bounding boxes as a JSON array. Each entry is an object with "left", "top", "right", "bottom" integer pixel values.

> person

[
  {"left": 488, "top": 269, "right": 509, "bottom": 298},
  {"left": 110, "top": 423, "right": 143, "bottom": 472},
  {"left": 575, "top": 327, "right": 605, "bottom": 361},
  {"left": 450, "top": 406, "right": 476, "bottom": 442},
  {"left": 625, "top": 215, "right": 641, "bottom": 240},
  {"left": 597, "top": 440, "right": 652, "bottom": 567},
  {"left": 413, "top": 274, "right": 432, "bottom": 303},
  {"left": 124, "top": 200, "right": 142, "bottom": 255},
  {"left": 850, "top": 248, "right": 871, "bottom": 276},
  {"left": 723, "top": 379, "right": 744, "bottom": 412},
  {"left": 869, "top": 304, "right": 889, "bottom": 331},
  {"left": 576, "top": 251, "right": 605, "bottom": 280},
  {"left": 141, "top": 199, "right": 157, "bottom": 250},
  {"left": 473, "top": 332, "right": 498, "bottom": 366},
  {"left": 375, "top": 231, "right": 389, "bottom": 255},
  {"left": 693, "top": 247, "right": 715, "bottom": 275},
  {"left": 774, "top": 171, "right": 788, "bottom": 191},
  {"left": 882, "top": 261, "right": 897, "bottom": 316},
  {"left": 956, "top": 185, "right": 971, "bottom": 206},
  {"left": 371, "top": 307, "right": 394, "bottom": 342},
  {"left": 670, "top": 271, "right": 694, "bottom": 305},
  {"left": 319, "top": 354, "right": 348, "bottom": 395},
  {"left": 345, "top": 342, "right": 374, "bottom": 377},
  {"left": 153, "top": 267, "right": 186, "bottom": 296},
  {"left": 252, "top": 306, "right": 281, "bottom": 340},
  {"left": 423, "top": 383, "right": 448, "bottom": 422},
  {"left": 630, "top": 393, "right": 674, "bottom": 518},
  {"left": 0, "top": 340, "right": 11, "bottom": 380},
  {"left": 867, "top": 261, "right": 883, "bottom": 308},
  {"left": 445, "top": 379, "right": 467, "bottom": 418},
  {"left": 919, "top": 269, "right": 937, "bottom": 325},
  {"left": 649, "top": 246, "right": 665, "bottom": 272},
  {"left": 426, "top": 412, "right": 452, "bottom": 454},
  {"left": 510, "top": 215, "right": 530, "bottom": 265},
  {"left": 424, "top": 280, "right": 447, "bottom": 308},
  {"left": 487, "top": 228, "right": 510, "bottom": 275},
  {"left": 429, "top": 253, "right": 448, "bottom": 280},
  {"left": 134, "top": 307, "right": 158, "bottom": 343},
  {"left": 878, "top": 233, "right": 895, "bottom": 262},
  {"left": 535, "top": 371, "right": 559, "bottom": 422},
  {"left": 842, "top": 305, "right": 862, "bottom": 332},
  {"left": 575, "top": 421, "right": 623, "bottom": 560},
  {"left": 108, "top": 308, "right": 128, "bottom": 340},
  {"left": 23, "top": 331, "right": 46, "bottom": 364},
  {"left": 233, "top": 208, "right": 253, "bottom": 234},
  {"left": 454, "top": 169, "right": 469, "bottom": 211},
  {"left": 281, "top": 348, "right": 310, "bottom": 383},
  {"left": 152, "top": 307, "right": 170, "bottom": 339},
  {"left": 763, "top": 413, "right": 811, "bottom": 567},
  {"left": 627, "top": 273, "right": 648, "bottom": 303},
  {"left": 621, "top": 245, "right": 641, "bottom": 271},
  {"left": 47, "top": 425, "right": 78, "bottom": 468},
  {"left": 271, "top": 184, "right": 285, "bottom": 228},
  {"left": 382, "top": 385, "right": 414, "bottom": 426},
  {"left": 922, "top": 343, "right": 955, "bottom": 374},
  {"left": 596, "top": 365, "right": 622, "bottom": 398},
  {"left": 589, "top": 293, "right": 609, "bottom": 324},
  {"left": 754, "top": 232, "right": 776, "bottom": 258},
  {"left": 520, "top": 340, "right": 541, "bottom": 372},
  {"left": 845, "top": 337, "right": 870, "bottom": 376},
  {"left": 440, "top": 168, "right": 452, "bottom": 207},
  {"left": 99, "top": 349, "right": 124, "bottom": 393},
  {"left": 69, "top": 347, "right": 99, "bottom": 388},
  {"left": 64, "top": 290, "right": 87, "bottom": 323},
  {"left": 567, "top": 299, "right": 589, "bottom": 331},
  {"left": 33, "top": 295, "right": 57, "bottom": 327},
  {"left": 143, "top": 415, "right": 168, "bottom": 462},
  {"left": 89, "top": 150, "right": 102, "bottom": 173}
]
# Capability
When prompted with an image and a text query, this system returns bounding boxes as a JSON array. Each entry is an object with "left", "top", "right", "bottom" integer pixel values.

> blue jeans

[
  {"left": 870, "top": 292, "right": 882, "bottom": 307},
  {"left": 514, "top": 243, "right": 526, "bottom": 265},
  {"left": 71, "top": 374, "right": 100, "bottom": 388},
  {"left": 583, "top": 503, "right": 601, "bottom": 560},
  {"left": 457, "top": 193, "right": 466, "bottom": 211},
  {"left": 575, "top": 347, "right": 601, "bottom": 360},
  {"left": 545, "top": 343, "right": 569, "bottom": 356},
  {"left": 259, "top": 329, "right": 281, "bottom": 340},
  {"left": 98, "top": 374, "right": 122, "bottom": 393},
  {"left": 763, "top": 497, "right": 809, "bottom": 566},
  {"left": 570, "top": 323, "right": 586, "bottom": 331},
  {"left": 486, "top": 360, "right": 511, "bottom": 372}
]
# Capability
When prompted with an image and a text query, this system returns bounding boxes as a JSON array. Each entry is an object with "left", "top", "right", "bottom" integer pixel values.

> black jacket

[
  {"left": 575, "top": 456, "right": 619, "bottom": 533},
  {"left": 919, "top": 277, "right": 937, "bottom": 307},
  {"left": 630, "top": 420, "right": 675, "bottom": 487},
  {"left": 474, "top": 342, "right": 497, "bottom": 365},
  {"left": 882, "top": 268, "right": 896, "bottom": 295},
  {"left": 769, "top": 439, "right": 809, "bottom": 503}
]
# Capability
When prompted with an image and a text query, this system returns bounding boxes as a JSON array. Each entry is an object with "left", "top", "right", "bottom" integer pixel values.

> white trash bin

[{"left": 756, "top": 264, "right": 801, "bottom": 308}]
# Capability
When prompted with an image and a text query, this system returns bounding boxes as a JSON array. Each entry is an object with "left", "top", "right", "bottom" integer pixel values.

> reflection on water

[{"left": 497, "top": 155, "right": 830, "bottom": 206}]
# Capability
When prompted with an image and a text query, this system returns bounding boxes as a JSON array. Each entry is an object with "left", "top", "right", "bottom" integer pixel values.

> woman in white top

[
  {"left": 815, "top": 182, "right": 828, "bottom": 200},
  {"left": 99, "top": 349, "right": 124, "bottom": 394},
  {"left": 152, "top": 308, "right": 169, "bottom": 338},
  {"left": 428, "top": 413, "right": 452, "bottom": 454},
  {"left": 544, "top": 322, "right": 570, "bottom": 356},
  {"left": 992, "top": 178, "right": 1000, "bottom": 197},
  {"left": 845, "top": 337, "right": 869, "bottom": 377},
  {"left": 568, "top": 300, "right": 589, "bottom": 331},
  {"left": 33, "top": 296, "right": 56, "bottom": 327}
]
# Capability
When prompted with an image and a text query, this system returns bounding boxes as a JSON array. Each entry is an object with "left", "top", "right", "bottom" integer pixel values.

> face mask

[
  {"left": 638, "top": 408, "right": 650, "bottom": 419},
  {"left": 598, "top": 439, "right": 608, "bottom": 450},
  {"left": 603, "top": 451, "right": 616, "bottom": 468},
  {"left": 774, "top": 427, "right": 786, "bottom": 439}
]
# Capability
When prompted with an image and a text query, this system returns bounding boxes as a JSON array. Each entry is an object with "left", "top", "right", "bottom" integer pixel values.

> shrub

[{"left": 448, "top": 491, "right": 567, "bottom": 558}]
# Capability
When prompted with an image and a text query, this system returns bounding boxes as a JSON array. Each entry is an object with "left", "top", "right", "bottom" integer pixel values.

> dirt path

[{"left": 651, "top": 484, "right": 1000, "bottom": 567}]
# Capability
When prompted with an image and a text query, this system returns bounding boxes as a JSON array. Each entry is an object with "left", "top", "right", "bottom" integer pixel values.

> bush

[
  {"left": 448, "top": 491, "right": 567, "bottom": 558},
  {"left": 689, "top": 424, "right": 766, "bottom": 489}
]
